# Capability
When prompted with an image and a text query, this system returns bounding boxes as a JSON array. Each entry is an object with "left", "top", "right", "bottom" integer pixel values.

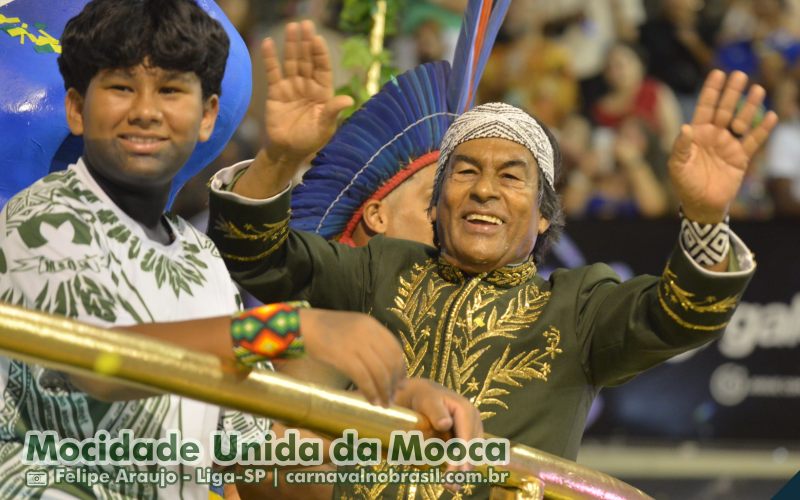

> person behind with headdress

[{"left": 290, "top": 0, "right": 509, "bottom": 247}]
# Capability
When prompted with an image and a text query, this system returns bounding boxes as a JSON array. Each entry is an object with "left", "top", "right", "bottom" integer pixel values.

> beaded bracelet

[
  {"left": 231, "top": 301, "right": 309, "bottom": 366},
  {"left": 679, "top": 209, "right": 730, "bottom": 267}
]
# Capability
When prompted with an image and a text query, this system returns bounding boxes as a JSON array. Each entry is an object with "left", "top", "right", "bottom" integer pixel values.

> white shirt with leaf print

[{"left": 0, "top": 159, "right": 268, "bottom": 500}]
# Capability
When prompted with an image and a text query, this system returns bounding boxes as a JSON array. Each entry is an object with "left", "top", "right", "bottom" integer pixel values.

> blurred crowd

[{"left": 197, "top": 0, "right": 800, "bottom": 222}]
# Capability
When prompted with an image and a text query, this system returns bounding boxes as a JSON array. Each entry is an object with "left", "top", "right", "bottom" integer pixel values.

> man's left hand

[
  {"left": 668, "top": 70, "right": 778, "bottom": 223},
  {"left": 394, "top": 378, "right": 483, "bottom": 471}
]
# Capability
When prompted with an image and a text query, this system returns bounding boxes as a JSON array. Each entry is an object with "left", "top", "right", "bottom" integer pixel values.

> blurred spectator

[
  {"left": 773, "top": 74, "right": 800, "bottom": 119},
  {"left": 639, "top": 0, "right": 716, "bottom": 121},
  {"left": 538, "top": 0, "right": 646, "bottom": 114},
  {"left": 562, "top": 116, "right": 669, "bottom": 219},
  {"left": 717, "top": 0, "right": 800, "bottom": 46},
  {"left": 715, "top": 0, "right": 800, "bottom": 101},
  {"left": 409, "top": 17, "right": 447, "bottom": 64},
  {"left": 765, "top": 76, "right": 800, "bottom": 216},
  {"left": 591, "top": 42, "right": 683, "bottom": 153},
  {"left": 216, "top": 0, "right": 800, "bottom": 222},
  {"left": 479, "top": 1, "right": 578, "bottom": 128},
  {"left": 247, "top": 1, "right": 349, "bottom": 148},
  {"left": 219, "top": 0, "right": 255, "bottom": 37},
  {"left": 393, "top": 0, "right": 465, "bottom": 70}
]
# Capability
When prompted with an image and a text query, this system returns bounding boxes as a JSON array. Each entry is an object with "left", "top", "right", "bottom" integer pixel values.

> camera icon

[{"left": 25, "top": 470, "right": 48, "bottom": 487}]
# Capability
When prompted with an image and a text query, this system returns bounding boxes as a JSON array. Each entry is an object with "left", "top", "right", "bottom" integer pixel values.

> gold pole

[
  {"left": 0, "top": 302, "right": 651, "bottom": 500},
  {"left": 365, "top": 0, "right": 387, "bottom": 96},
  {"left": 491, "top": 477, "right": 544, "bottom": 500},
  {"left": 0, "top": 302, "right": 424, "bottom": 443}
]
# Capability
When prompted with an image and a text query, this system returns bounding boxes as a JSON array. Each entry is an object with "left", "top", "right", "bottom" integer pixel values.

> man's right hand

[
  {"left": 298, "top": 309, "right": 406, "bottom": 407},
  {"left": 233, "top": 21, "right": 353, "bottom": 200}
]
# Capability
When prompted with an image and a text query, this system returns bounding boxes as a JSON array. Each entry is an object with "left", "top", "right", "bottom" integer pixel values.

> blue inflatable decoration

[{"left": 0, "top": 0, "right": 251, "bottom": 208}]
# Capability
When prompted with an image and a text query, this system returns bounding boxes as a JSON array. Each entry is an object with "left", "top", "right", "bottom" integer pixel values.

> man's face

[
  {"left": 65, "top": 64, "right": 219, "bottom": 191},
  {"left": 383, "top": 164, "right": 436, "bottom": 245},
  {"left": 435, "top": 137, "right": 550, "bottom": 273}
]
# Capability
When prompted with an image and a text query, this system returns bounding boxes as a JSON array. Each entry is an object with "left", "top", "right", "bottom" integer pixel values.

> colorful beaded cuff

[{"left": 231, "top": 301, "right": 309, "bottom": 366}]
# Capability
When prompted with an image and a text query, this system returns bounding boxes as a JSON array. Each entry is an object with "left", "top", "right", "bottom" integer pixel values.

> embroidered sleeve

[
  {"left": 208, "top": 168, "right": 293, "bottom": 271},
  {"left": 575, "top": 237, "right": 754, "bottom": 387},
  {"left": 208, "top": 172, "right": 397, "bottom": 313},
  {"left": 658, "top": 231, "right": 754, "bottom": 332}
]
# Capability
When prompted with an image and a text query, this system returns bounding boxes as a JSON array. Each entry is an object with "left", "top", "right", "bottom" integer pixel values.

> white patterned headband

[{"left": 434, "top": 102, "right": 556, "bottom": 197}]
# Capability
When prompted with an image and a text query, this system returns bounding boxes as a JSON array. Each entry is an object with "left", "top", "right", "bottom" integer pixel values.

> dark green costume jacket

[{"left": 208, "top": 179, "right": 753, "bottom": 499}]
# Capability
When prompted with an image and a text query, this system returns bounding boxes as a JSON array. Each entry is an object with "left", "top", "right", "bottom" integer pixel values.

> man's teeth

[{"left": 465, "top": 214, "right": 502, "bottom": 225}]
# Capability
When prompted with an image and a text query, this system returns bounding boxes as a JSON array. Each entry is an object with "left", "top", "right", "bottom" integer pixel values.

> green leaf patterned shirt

[{"left": 0, "top": 160, "right": 266, "bottom": 499}]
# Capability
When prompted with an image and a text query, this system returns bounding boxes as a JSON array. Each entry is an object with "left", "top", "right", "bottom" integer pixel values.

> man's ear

[
  {"left": 361, "top": 199, "right": 389, "bottom": 234},
  {"left": 538, "top": 217, "right": 551, "bottom": 234},
  {"left": 65, "top": 88, "right": 85, "bottom": 136},
  {"left": 198, "top": 94, "right": 220, "bottom": 142}
]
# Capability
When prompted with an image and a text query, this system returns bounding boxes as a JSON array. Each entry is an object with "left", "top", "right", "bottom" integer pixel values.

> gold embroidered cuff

[{"left": 656, "top": 242, "right": 751, "bottom": 333}]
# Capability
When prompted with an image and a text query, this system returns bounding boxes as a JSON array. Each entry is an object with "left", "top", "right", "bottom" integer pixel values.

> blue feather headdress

[{"left": 290, "top": 0, "right": 510, "bottom": 243}]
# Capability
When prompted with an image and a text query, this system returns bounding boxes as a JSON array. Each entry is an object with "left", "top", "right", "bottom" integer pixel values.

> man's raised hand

[
  {"left": 669, "top": 70, "right": 778, "bottom": 223},
  {"left": 234, "top": 21, "right": 353, "bottom": 199},
  {"left": 262, "top": 21, "right": 353, "bottom": 168}
]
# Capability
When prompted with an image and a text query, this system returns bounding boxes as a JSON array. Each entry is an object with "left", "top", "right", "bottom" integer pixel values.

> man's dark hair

[
  {"left": 531, "top": 120, "right": 564, "bottom": 264},
  {"left": 57, "top": 0, "right": 229, "bottom": 99},
  {"left": 429, "top": 112, "right": 565, "bottom": 265}
]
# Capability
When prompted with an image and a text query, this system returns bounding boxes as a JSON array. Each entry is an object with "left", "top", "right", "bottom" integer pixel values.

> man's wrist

[
  {"left": 264, "top": 145, "right": 306, "bottom": 173},
  {"left": 680, "top": 204, "right": 728, "bottom": 224},
  {"left": 231, "top": 149, "right": 297, "bottom": 199}
]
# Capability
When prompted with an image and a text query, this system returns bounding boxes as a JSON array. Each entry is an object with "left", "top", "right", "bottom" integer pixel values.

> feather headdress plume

[{"left": 290, "top": 0, "right": 510, "bottom": 243}]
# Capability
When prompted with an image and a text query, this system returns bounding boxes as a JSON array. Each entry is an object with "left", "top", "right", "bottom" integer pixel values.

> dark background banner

[{"left": 556, "top": 219, "right": 800, "bottom": 442}]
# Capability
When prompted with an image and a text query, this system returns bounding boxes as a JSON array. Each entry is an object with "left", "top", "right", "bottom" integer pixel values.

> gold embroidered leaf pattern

[
  {"left": 447, "top": 285, "right": 554, "bottom": 401},
  {"left": 214, "top": 216, "right": 290, "bottom": 263},
  {"left": 389, "top": 260, "right": 455, "bottom": 378},
  {"left": 391, "top": 261, "right": 562, "bottom": 420},
  {"left": 371, "top": 263, "right": 564, "bottom": 499},
  {"left": 457, "top": 346, "right": 492, "bottom": 386},
  {"left": 403, "top": 336, "right": 428, "bottom": 376},
  {"left": 214, "top": 216, "right": 289, "bottom": 242},
  {"left": 416, "top": 483, "right": 446, "bottom": 499},
  {"left": 468, "top": 326, "right": 562, "bottom": 419},
  {"left": 661, "top": 268, "right": 740, "bottom": 314}
]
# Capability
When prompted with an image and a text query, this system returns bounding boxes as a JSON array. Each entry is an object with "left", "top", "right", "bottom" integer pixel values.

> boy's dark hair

[{"left": 57, "top": 0, "right": 229, "bottom": 99}]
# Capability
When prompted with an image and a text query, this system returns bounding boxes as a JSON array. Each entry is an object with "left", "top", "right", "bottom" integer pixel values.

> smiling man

[
  {"left": 435, "top": 137, "right": 551, "bottom": 272},
  {"left": 208, "top": 19, "right": 776, "bottom": 499}
]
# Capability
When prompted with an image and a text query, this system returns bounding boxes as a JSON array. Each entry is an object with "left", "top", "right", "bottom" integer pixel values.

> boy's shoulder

[
  {"left": 0, "top": 165, "right": 111, "bottom": 258},
  {"left": 2, "top": 166, "right": 101, "bottom": 222}
]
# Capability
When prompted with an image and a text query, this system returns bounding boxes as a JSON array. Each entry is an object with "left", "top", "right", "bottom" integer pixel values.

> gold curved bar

[{"left": 0, "top": 302, "right": 651, "bottom": 500}]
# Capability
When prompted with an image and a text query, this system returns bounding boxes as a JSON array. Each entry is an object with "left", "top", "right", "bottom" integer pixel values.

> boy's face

[{"left": 65, "top": 64, "right": 219, "bottom": 191}]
